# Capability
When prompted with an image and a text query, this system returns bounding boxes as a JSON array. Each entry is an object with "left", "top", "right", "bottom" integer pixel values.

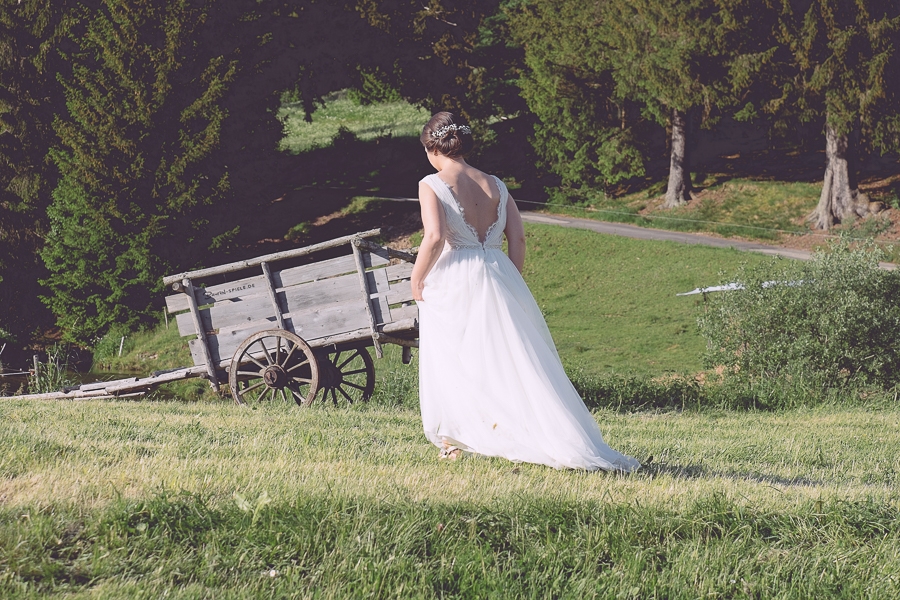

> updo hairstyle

[{"left": 421, "top": 111, "right": 475, "bottom": 158}]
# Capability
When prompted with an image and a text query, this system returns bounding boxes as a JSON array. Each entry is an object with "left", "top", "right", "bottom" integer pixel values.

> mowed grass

[
  {"left": 1, "top": 393, "right": 899, "bottom": 598},
  {"left": 279, "top": 94, "right": 430, "bottom": 154},
  {"left": 7, "top": 222, "right": 898, "bottom": 597},
  {"left": 521, "top": 223, "right": 769, "bottom": 374}
]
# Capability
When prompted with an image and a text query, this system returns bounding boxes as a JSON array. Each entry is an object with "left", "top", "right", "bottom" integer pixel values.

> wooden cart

[{"left": 162, "top": 229, "right": 418, "bottom": 405}]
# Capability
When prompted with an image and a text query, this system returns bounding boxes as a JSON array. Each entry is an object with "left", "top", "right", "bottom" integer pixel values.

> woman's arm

[
  {"left": 410, "top": 181, "right": 446, "bottom": 301},
  {"left": 504, "top": 195, "right": 526, "bottom": 273}
]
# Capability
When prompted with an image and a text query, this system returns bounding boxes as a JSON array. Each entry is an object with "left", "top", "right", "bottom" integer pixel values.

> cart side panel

[
  {"left": 165, "top": 253, "right": 388, "bottom": 314},
  {"left": 373, "top": 261, "right": 418, "bottom": 326},
  {"left": 189, "top": 302, "right": 371, "bottom": 366}
]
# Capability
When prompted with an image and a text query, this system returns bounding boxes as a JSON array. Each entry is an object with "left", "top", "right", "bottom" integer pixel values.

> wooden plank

[
  {"left": 390, "top": 303, "right": 419, "bottom": 323},
  {"left": 165, "top": 253, "right": 390, "bottom": 314},
  {"left": 261, "top": 261, "right": 285, "bottom": 330},
  {"left": 386, "top": 283, "right": 415, "bottom": 306},
  {"left": 175, "top": 272, "right": 366, "bottom": 337},
  {"left": 176, "top": 294, "right": 273, "bottom": 336},
  {"left": 275, "top": 253, "right": 388, "bottom": 287},
  {"left": 354, "top": 238, "right": 417, "bottom": 263},
  {"left": 385, "top": 262, "right": 414, "bottom": 282},
  {"left": 183, "top": 278, "right": 220, "bottom": 389},
  {"left": 382, "top": 317, "right": 418, "bottom": 335},
  {"left": 192, "top": 304, "right": 371, "bottom": 366},
  {"left": 367, "top": 268, "right": 391, "bottom": 325},
  {"left": 166, "top": 275, "right": 266, "bottom": 313},
  {"left": 163, "top": 229, "right": 381, "bottom": 285},
  {"left": 351, "top": 244, "right": 383, "bottom": 358}
]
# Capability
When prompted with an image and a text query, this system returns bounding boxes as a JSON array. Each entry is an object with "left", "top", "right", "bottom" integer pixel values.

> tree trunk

[
  {"left": 663, "top": 108, "right": 692, "bottom": 208},
  {"left": 808, "top": 122, "right": 870, "bottom": 230}
]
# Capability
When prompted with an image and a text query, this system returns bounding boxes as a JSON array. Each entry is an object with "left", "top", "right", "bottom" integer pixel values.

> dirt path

[
  {"left": 520, "top": 212, "right": 814, "bottom": 259},
  {"left": 519, "top": 211, "right": 897, "bottom": 270}
]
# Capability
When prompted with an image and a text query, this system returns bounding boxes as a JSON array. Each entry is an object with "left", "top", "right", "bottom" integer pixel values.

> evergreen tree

[
  {"left": 752, "top": 0, "right": 900, "bottom": 230},
  {"left": 0, "top": 0, "right": 75, "bottom": 349},
  {"left": 354, "top": 0, "right": 520, "bottom": 122},
  {"left": 508, "top": 0, "right": 645, "bottom": 197},
  {"left": 42, "top": 0, "right": 309, "bottom": 343},
  {"left": 597, "top": 0, "right": 735, "bottom": 207},
  {"left": 509, "top": 0, "right": 738, "bottom": 204}
]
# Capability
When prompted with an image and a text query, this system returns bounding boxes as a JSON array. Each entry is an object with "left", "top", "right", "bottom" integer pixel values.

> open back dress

[{"left": 417, "top": 173, "right": 640, "bottom": 472}]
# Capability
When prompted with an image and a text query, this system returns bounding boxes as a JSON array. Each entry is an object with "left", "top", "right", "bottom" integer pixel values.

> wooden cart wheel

[
  {"left": 229, "top": 330, "right": 319, "bottom": 406},
  {"left": 311, "top": 346, "right": 375, "bottom": 404}
]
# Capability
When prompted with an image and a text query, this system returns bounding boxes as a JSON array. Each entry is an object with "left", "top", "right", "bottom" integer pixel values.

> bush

[{"left": 698, "top": 240, "right": 900, "bottom": 396}]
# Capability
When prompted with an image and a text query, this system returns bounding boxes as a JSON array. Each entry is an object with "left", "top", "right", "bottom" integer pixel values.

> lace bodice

[{"left": 422, "top": 173, "right": 508, "bottom": 250}]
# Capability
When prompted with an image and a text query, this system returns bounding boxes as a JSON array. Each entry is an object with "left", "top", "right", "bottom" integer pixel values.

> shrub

[{"left": 698, "top": 240, "right": 900, "bottom": 395}]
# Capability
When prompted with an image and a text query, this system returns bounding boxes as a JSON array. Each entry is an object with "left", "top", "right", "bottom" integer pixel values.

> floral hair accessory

[{"left": 430, "top": 124, "right": 472, "bottom": 139}]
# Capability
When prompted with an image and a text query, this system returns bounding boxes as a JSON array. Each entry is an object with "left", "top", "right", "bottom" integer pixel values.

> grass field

[
  {"left": 279, "top": 93, "right": 430, "bottom": 154},
  {"left": 1, "top": 390, "right": 898, "bottom": 598},
  {"left": 6, "top": 224, "right": 899, "bottom": 597}
]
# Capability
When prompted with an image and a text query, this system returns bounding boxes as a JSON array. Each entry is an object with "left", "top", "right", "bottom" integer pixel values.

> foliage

[
  {"left": 27, "top": 343, "right": 77, "bottom": 394},
  {"left": 509, "top": 0, "right": 741, "bottom": 197},
  {"left": 699, "top": 240, "right": 900, "bottom": 394},
  {"left": 737, "top": 0, "right": 900, "bottom": 148},
  {"left": 40, "top": 0, "right": 309, "bottom": 344},
  {"left": 355, "top": 0, "right": 523, "bottom": 123},
  {"left": 0, "top": 1, "right": 72, "bottom": 346},
  {"left": 508, "top": 1, "right": 646, "bottom": 195}
]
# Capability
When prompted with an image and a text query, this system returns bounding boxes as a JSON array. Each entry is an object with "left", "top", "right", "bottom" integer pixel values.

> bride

[{"left": 410, "top": 112, "right": 641, "bottom": 472}]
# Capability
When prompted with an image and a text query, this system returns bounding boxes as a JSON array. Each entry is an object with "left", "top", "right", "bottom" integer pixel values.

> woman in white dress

[{"left": 410, "top": 112, "right": 640, "bottom": 473}]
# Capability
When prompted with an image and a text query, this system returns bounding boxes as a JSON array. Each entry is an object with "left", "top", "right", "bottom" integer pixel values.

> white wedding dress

[{"left": 417, "top": 173, "right": 641, "bottom": 472}]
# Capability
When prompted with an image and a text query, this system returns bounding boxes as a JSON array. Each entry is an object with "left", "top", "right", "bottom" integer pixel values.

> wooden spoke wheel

[
  {"left": 229, "top": 330, "right": 319, "bottom": 406},
  {"left": 311, "top": 346, "right": 375, "bottom": 404}
]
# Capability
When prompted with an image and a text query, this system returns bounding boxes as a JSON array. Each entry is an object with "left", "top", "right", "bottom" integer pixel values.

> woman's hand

[{"left": 411, "top": 278, "right": 425, "bottom": 302}]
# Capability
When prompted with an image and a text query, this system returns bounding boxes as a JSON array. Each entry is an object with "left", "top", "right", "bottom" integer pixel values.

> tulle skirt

[{"left": 417, "top": 246, "right": 640, "bottom": 472}]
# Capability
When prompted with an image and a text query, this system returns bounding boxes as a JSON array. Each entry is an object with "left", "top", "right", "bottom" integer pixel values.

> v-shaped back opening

[{"left": 433, "top": 174, "right": 504, "bottom": 244}]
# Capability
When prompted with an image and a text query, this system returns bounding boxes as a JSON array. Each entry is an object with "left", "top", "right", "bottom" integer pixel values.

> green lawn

[
  {"left": 279, "top": 94, "right": 430, "bottom": 154},
  {"left": 522, "top": 223, "right": 768, "bottom": 374},
  {"left": 1, "top": 396, "right": 898, "bottom": 598},
  {"left": 9, "top": 219, "right": 896, "bottom": 597}
]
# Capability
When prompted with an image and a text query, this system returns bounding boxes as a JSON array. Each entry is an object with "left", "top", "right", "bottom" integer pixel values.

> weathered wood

[
  {"left": 385, "top": 283, "right": 415, "bottom": 306},
  {"left": 382, "top": 317, "right": 418, "bottom": 335},
  {"left": 366, "top": 268, "right": 391, "bottom": 325},
  {"left": 354, "top": 238, "right": 417, "bottom": 263},
  {"left": 162, "top": 229, "right": 381, "bottom": 285},
  {"left": 385, "top": 262, "right": 414, "bottom": 282},
  {"left": 189, "top": 303, "right": 371, "bottom": 366},
  {"left": 183, "top": 278, "right": 220, "bottom": 391},
  {"left": 5, "top": 390, "right": 148, "bottom": 401},
  {"left": 165, "top": 253, "right": 389, "bottom": 314},
  {"left": 175, "top": 272, "right": 366, "bottom": 337},
  {"left": 376, "top": 333, "right": 419, "bottom": 348},
  {"left": 389, "top": 303, "right": 419, "bottom": 323},
  {"left": 79, "top": 378, "right": 137, "bottom": 392},
  {"left": 260, "top": 261, "right": 285, "bottom": 330},
  {"left": 352, "top": 244, "right": 383, "bottom": 359},
  {"left": 8, "top": 366, "right": 208, "bottom": 400}
]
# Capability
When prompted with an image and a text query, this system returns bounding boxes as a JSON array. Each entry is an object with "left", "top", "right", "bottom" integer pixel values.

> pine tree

[
  {"left": 508, "top": 0, "right": 645, "bottom": 196},
  {"left": 769, "top": 0, "right": 900, "bottom": 230},
  {"left": 597, "top": 0, "right": 735, "bottom": 207},
  {"left": 42, "top": 0, "right": 305, "bottom": 343},
  {"left": 0, "top": 0, "right": 74, "bottom": 348}
]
